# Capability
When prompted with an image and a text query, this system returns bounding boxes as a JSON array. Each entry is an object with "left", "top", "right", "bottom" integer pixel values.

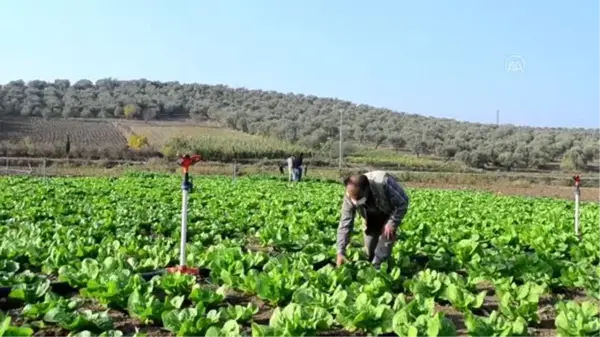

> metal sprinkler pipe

[
  {"left": 573, "top": 175, "right": 581, "bottom": 240},
  {"left": 166, "top": 154, "right": 202, "bottom": 275}
]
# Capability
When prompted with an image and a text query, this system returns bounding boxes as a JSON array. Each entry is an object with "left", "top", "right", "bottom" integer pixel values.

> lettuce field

[{"left": 0, "top": 173, "right": 599, "bottom": 337}]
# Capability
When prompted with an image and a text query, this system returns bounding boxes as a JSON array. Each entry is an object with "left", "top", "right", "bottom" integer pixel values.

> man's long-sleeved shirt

[
  {"left": 293, "top": 156, "right": 303, "bottom": 169},
  {"left": 336, "top": 171, "right": 410, "bottom": 256}
]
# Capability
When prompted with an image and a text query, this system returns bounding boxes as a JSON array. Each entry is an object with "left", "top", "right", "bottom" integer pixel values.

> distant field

[
  {"left": 0, "top": 117, "right": 126, "bottom": 148},
  {"left": 116, "top": 120, "right": 309, "bottom": 160},
  {"left": 348, "top": 148, "right": 467, "bottom": 173},
  {"left": 0, "top": 118, "right": 312, "bottom": 161},
  {"left": 1, "top": 118, "right": 597, "bottom": 177}
]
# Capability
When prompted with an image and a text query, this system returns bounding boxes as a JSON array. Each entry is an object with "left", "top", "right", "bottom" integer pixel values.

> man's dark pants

[{"left": 364, "top": 212, "right": 396, "bottom": 268}]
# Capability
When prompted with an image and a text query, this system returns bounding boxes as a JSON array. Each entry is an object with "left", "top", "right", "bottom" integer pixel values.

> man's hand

[
  {"left": 336, "top": 254, "right": 347, "bottom": 267},
  {"left": 382, "top": 222, "right": 396, "bottom": 240}
]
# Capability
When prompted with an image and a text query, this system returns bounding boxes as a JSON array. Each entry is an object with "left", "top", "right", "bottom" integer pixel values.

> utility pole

[
  {"left": 573, "top": 175, "right": 581, "bottom": 240},
  {"left": 493, "top": 109, "right": 499, "bottom": 164},
  {"left": 339, "top": 109, "right": 343, "bottom": 170}
]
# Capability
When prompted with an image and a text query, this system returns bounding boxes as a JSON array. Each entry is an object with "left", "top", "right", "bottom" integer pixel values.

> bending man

[{"left": 336, "top": 171, "right": 410, "bottom": 268}]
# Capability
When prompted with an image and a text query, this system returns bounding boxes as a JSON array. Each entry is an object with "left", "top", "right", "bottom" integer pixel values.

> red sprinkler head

[
  {"left": 573, "top": 175, "right": 581, "bottom": 187},
  {"left": 177, "top": 155, "right": 202, "bottom": 173}
]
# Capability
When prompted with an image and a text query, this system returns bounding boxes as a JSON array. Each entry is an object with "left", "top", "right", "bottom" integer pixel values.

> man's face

[{"left": 346, "top": 184, "right": 367, "bottom": 206}]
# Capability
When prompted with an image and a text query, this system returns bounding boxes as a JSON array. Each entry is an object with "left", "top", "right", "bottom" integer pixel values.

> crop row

[
  {"left": 0, "top": 174, "right": 599, "bottom": 336},
  {"left": 0, "top": 118, "right": 127, "bottom": 148}
]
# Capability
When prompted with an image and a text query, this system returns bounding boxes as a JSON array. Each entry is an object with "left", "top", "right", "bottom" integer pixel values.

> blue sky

[{"left": 0, "top": 0, "right": 598, "bottom": 128}]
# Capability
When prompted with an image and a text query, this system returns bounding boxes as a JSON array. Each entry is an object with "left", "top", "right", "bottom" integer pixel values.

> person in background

[
  {"left": 279, "top": 154, "right": 303, "bottom": 181},
  {"left": 293, "top": 153, "right": 304, "bottom": 180},
  {"left": 336, "top": 170, "right": 410, "bottom": 269}
]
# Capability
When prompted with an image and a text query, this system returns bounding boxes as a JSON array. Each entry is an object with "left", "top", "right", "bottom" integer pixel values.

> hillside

[{"left": 0, "top": 78, "right": 598, "bottom": 171}]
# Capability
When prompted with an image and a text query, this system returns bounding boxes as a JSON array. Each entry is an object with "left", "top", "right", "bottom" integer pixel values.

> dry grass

[
  {"left": 115, "top": 120, "right": 309, "bottom": 160},
  {"left": 115, "top": 120, "right": 248, "bottom": 147}
]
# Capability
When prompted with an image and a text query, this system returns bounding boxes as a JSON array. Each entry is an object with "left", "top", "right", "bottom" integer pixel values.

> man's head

[{"left": 343, "top": 174, "right": 370, "bottom": 206}]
